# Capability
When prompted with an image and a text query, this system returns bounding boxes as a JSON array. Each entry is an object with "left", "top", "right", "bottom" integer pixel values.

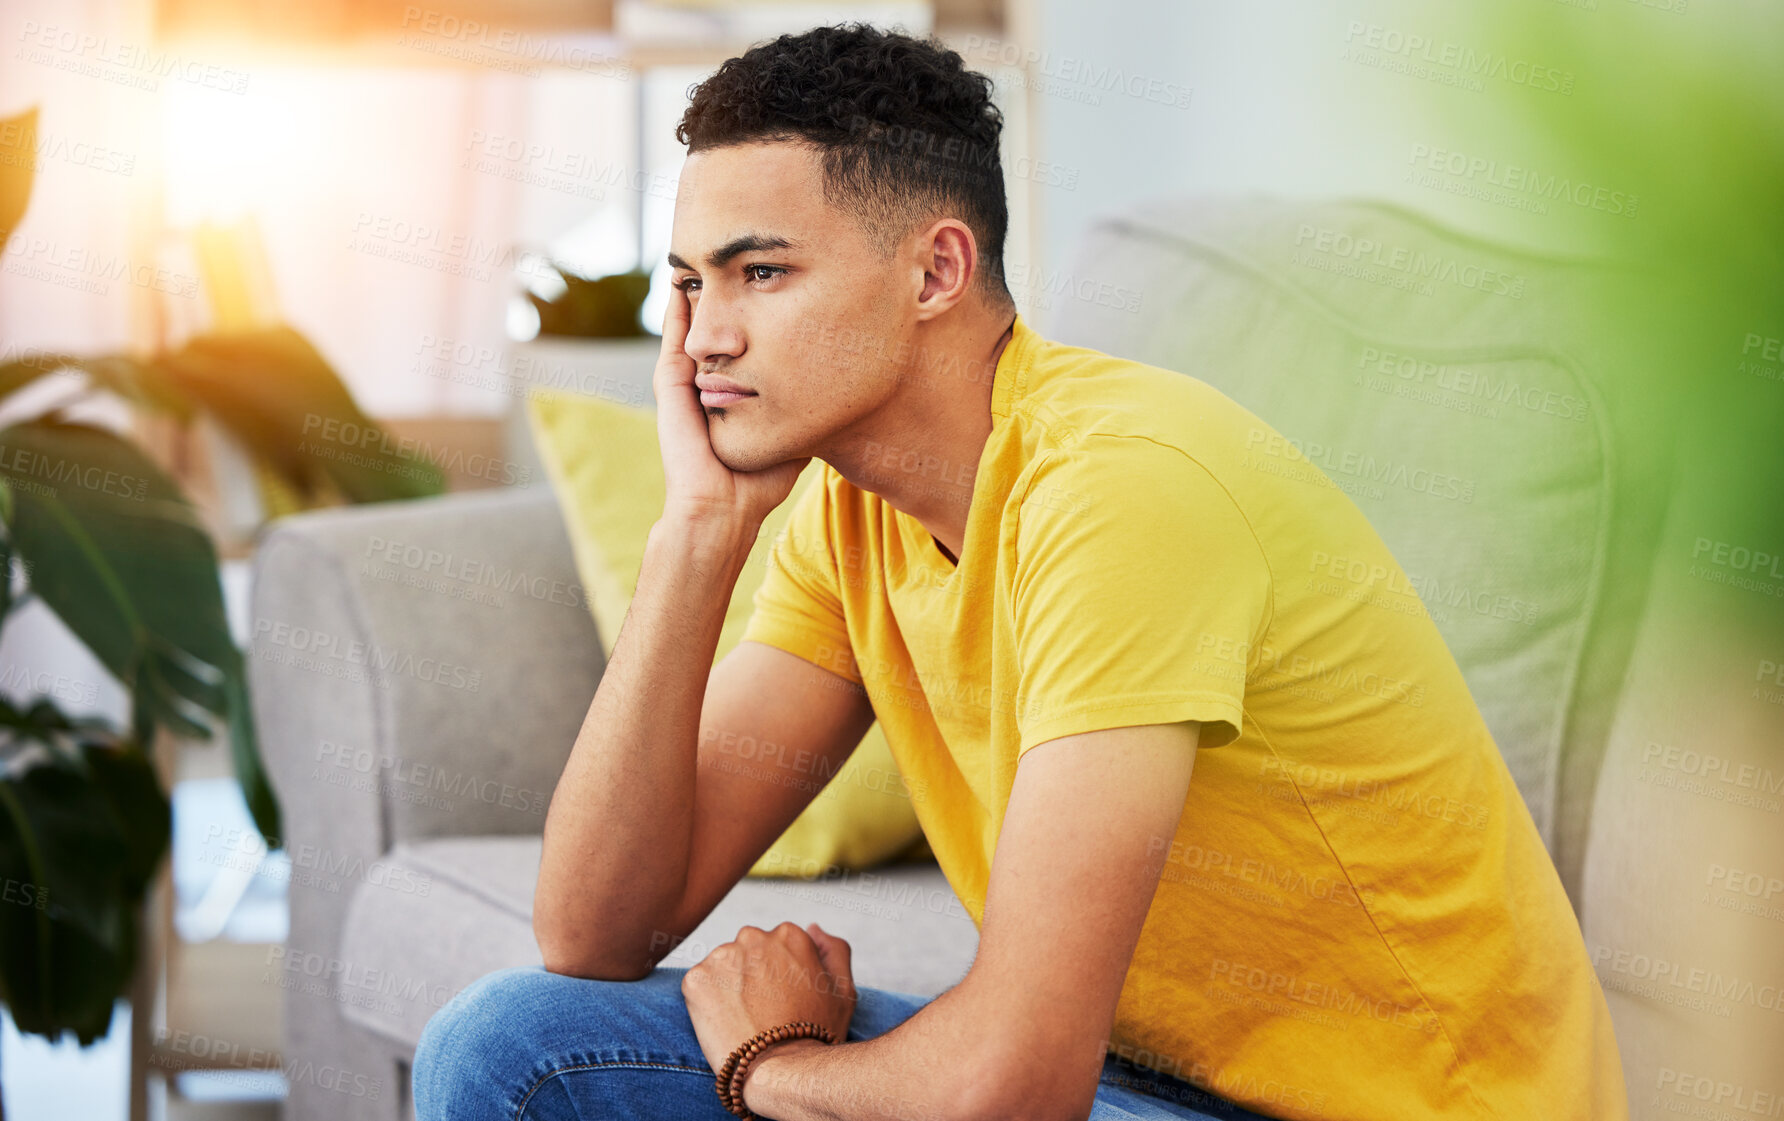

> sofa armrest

[
  {"left": 248, "top": 485, "right": 602, "bottom": 1121},
  {"left": 249, "top": 485, "right": 603, "bottom": 858}
]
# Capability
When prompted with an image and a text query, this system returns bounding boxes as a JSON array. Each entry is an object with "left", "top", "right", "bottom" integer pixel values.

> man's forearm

[
  {"left": 741, "top": 983, "right": 1015, "bottom": 1121},
  {"left": 534, "top": 511, "right": 755, "bottom": 977}
]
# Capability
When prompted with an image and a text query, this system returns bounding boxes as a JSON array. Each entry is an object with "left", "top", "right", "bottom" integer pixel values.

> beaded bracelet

[{"left": 715, "top": 1020, "right": 838, "bottom": 1119}]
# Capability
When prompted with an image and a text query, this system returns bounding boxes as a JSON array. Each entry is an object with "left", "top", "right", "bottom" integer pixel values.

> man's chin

[{"left": 707, "top": 434, "right": 778, "bottom": 474}]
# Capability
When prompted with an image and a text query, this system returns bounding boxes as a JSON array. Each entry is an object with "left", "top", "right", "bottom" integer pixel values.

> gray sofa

[{"left": 251, "top": 194, "right": 1776, "bottom": 1121}]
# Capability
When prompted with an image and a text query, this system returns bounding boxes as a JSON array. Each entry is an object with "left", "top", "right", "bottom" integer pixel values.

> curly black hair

[{"left": 676, "top": 22, "right": 1015, "bottom": 312}]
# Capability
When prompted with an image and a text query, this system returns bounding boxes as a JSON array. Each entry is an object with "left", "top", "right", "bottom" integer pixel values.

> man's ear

[{"left": 913, "top": 218, "right": 978, "bottom": 319}]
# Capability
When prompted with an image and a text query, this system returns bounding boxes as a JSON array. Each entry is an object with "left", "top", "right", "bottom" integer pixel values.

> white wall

[{"left": 1026, "top": 0, "right": 1653, "bottom": 330}]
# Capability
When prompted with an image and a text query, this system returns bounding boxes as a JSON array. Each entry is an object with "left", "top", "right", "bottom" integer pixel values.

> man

[{"left": 413, "top": 22, "right": 1627, "bottom": 1121}]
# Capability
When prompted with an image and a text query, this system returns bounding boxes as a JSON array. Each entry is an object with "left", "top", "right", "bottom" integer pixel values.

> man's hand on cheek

[{"left": 681, "top": 921, "right": 858, "bottom": 1073}]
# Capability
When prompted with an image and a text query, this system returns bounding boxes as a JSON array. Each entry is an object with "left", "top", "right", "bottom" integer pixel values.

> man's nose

[{"left": 683, "top": 293, "right": 743, "bottom": 362}]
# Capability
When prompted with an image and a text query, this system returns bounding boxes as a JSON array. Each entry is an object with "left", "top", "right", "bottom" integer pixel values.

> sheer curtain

[
  {"left": 0, "top": 0, "right": 647, "bottom": 828},
  {"left": 2, "top": 0, "right": 644, "bottom": 419}
]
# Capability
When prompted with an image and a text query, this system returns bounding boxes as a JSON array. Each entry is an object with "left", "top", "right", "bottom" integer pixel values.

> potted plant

[
  {"left": 0, "top": 105, "right": 444, "bottom": 1058},
  {"left": 502, "top": 261, "right": 660, "bottom": 482},
  {"left": 525, "top": 262, "right": 653, "bottom": 340}
]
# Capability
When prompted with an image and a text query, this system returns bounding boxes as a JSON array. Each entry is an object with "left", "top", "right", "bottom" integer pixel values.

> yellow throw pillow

[{"left": 526, "top": 388, "right": 925, "bottom": 877}]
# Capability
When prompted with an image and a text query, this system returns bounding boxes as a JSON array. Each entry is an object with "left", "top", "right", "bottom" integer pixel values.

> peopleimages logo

[
  {"left": 301, "top": 412, "right": 531, "bottom": 486},
  {"left": 1641, "top": 741, "right": 1784, "bottom": 797},
  {"left": 1, "top": 236, "right": 200, "bottom": 298},
  {"left": 396, "top": 6, "right": 629, "bottom": 79},
  {"left": 263, "top": 946, "right": 452, "bottom": 1011},
  {"left": 1692, "top": 537, "right": 1784, "bottom": 578},
  {"left": 151, "top": 1029, "right": 383, "bottom": 1099},
  {"left": 0, "top": 440, "right": 150, "bottom": 500},
  {"left": 1654, "top": 1069, "right": 1783, "bottom": 1116},
  {"left": 1342, "top": 22, "right": 1576, "bottom": 95},
  {"left": 1207, "top": 958, "right": 1442, "bottom": 1034},
  {"left": 15, "top": 21, "right": 252, "bottom": 94},
  {"left": 1242, "top": 427, "right": 1476, "bottom": 505},
  {"left": 1196, "top": 630, "right": 1427, "bottom": 708},
  {"left": 1146, "top": 834, "right": 1363, "bottom": 907},
  {"left": 1405, "top": 143, "right": 1639, "bottom": 218},
  {"left": 1592, "top": 943, "right": 1782, "bottom": 1013},
  {"left": 201, "top": 824, "right": 434, "bottom": 897},
  {"left": 252, "top": 618, "right": 483, "bottom": 693},
  {"left": 1294, "top": 224, "right": 1528, "bottom": 298},
  {"left": 957, "top": 35, "right": 1192, "bottom": 109},
  {"left": 0, "top": 121, "right": 136, "bottom": 176},
  {"left": 1003, "top": 262, "right": 1143, "bottom": 314},
  {"left": 1355, "top": 347, "right": 1587, "bottom": 421},
  {"left": 361, "top": 535, "right": 584, "bottom": 609},
  {"left": 1256, "top": 757, "right": 1491, "bottom": 830},
  {"left": 314, "top": 739, "right": 548, "bottom": 816}
]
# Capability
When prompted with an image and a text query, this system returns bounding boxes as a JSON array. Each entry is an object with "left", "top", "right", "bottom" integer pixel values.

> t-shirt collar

[{"left": 991, "top": 312, "right": 1037, "bottom": 423}]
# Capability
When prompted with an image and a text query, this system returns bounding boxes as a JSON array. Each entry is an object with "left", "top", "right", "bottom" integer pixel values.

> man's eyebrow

[{"left": 666, "top": 233, "right": 801, "bottom": 273}]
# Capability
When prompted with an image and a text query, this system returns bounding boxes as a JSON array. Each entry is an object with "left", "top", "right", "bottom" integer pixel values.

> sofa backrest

[{"left": 1046, "top": 194, "right": 1677, "bottom": 902}]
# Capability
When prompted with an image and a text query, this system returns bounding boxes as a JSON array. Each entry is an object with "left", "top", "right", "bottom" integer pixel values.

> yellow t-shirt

[{"left": 739, "top": 313, "right": 1627, "bottom": 1120}]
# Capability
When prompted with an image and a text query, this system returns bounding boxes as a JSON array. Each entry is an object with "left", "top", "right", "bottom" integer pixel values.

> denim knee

[
  {"left": 413, "top": 966, "right": 556, "bottom": 1120},
  {"left": 413, "top": 965, "right": 705, "bottom": 1119}
]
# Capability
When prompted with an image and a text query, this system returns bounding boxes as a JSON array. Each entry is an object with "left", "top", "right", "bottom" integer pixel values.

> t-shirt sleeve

[
  {"left": 738, "top": 467, "right": 865, "bottom": 686},
  {"left": 1011, "top": 434, "right": 1274, "bottom": 756}
]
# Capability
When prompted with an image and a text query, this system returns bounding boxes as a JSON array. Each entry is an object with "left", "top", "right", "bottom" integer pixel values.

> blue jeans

[{"left": 413, "top": 965, "right": 1280, "bottom": 1120}]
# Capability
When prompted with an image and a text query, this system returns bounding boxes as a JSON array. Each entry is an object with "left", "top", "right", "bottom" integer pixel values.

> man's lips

[
  {"left": 695, "top": 374, "right": 756, "bottom": 407},
  {"left": 698, "top": 388, "right": 755, "bottom": 406}
]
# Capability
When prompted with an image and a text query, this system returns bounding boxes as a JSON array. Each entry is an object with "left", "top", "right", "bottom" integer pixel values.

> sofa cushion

[
  {"left": 335, "top": 836, "right": 979, "bottom": 1049},
  {"left": 1047, "top": 195, "right": 1675, "bottom": 882},
  {"left": 525, "top": 389, "right": 930, "bottom": 875}
]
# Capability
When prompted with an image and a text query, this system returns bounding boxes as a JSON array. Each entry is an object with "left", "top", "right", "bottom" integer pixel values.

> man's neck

[{"left": 824, "top": 310, "right": 1017, "bottom": 562}]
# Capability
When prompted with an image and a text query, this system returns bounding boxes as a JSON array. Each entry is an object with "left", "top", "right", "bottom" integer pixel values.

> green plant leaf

[
  {"left": 84, "top": 737, "right": 173, "bottom": 903},
  {"left": 52, "top": 354, "right": 198, "bottom": 422},
  {"left": 0, "top": 420, "right": 230, "bottom": 717},
  {"left": 0, "top": 518, "right": 12, "bottom": 622},
  {"left": 148, "top": 327, "right": 445, "bottom": 503},
  {"left": 0, "top": 419, "right": 280, "bottom": 846},
  {"left": 0, "top": 106, "right": 36, "bottom": 248},
  {"left": 0, "top": 704, "right": 168, "bottom": 1045},
  {"left": 220, "top": 656, "right": 278, "bottom": 841},
  {"left": 0, "top": 352, "right": 79, "bottom": 404}
]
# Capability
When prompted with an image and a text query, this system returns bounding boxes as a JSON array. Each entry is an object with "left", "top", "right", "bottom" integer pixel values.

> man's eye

[
  {"left": 745, "top": 265, "right": 785, "bottom": 284},
  {"left": 673, "top": 276, "right": 699, "bottom": 293}
]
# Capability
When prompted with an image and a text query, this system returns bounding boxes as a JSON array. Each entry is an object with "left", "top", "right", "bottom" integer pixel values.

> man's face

[{"left": 668, "top": 140, "right": 911, "bottom": 472}]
